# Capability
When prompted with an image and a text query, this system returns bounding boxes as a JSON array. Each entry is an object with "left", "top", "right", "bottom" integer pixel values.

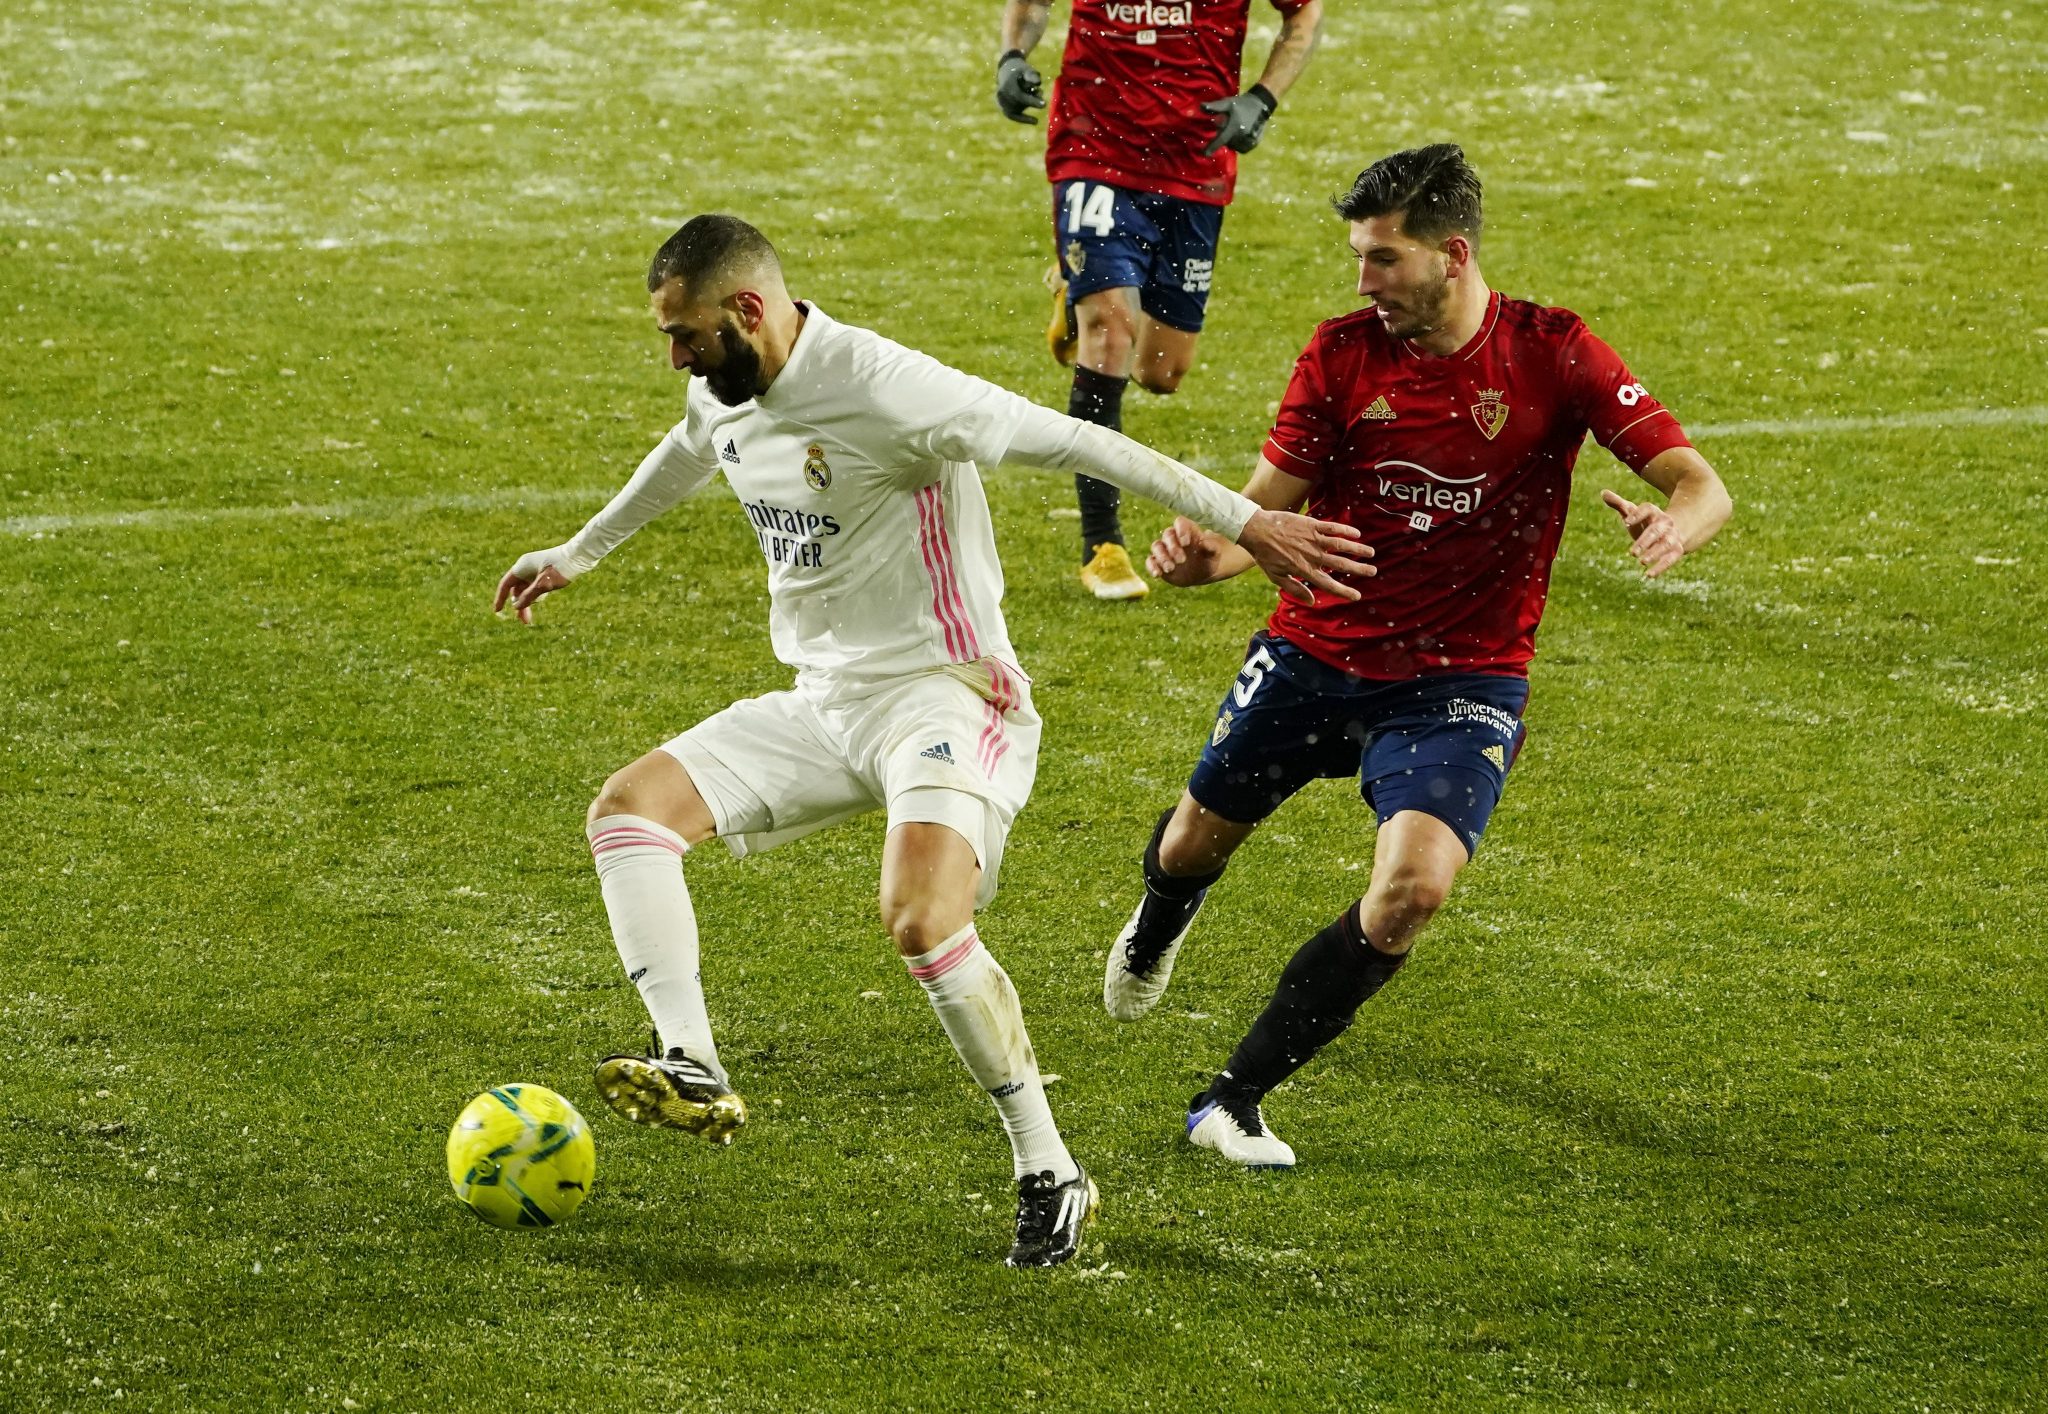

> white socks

[
  {"left": 904, "top": 925, "right": 1077, "bottom": 1183},
  {"left": 587, "top": 814, "right": 721, "bottom": 1078}
]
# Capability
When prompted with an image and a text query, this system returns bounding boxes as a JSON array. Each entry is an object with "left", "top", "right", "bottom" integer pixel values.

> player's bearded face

[
  {"left": 701, "top": 318, "right": 764, "bottom": 406},
  {"left": 1372, "top": 253, "right": 1452, "bottom": 339}
]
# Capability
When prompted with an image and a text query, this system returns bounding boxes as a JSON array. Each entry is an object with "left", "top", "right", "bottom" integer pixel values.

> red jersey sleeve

[
  {"left": 1261, "top": 331, "right": 1340, "bottom": 481},
  {"left": 1561, "top": 324, "right": 1693, "bottom": 471}
]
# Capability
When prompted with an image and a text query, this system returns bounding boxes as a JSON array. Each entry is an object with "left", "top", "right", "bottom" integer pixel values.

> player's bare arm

[
  {"left": 1253, "top": 0, "right": 1322, "bottom": 101},
  {"left": 995, "top": 1, "right": 1053, "bottom": 123},
  {"left": 1601, "top": 446, "right": 1732, "bottom": 578},
  {"left": 1203, "top": 0, "right": 1322, "bottom": 154},
  {"left": 1000, "top": 0, "right": 1051, "bottom": 55}
]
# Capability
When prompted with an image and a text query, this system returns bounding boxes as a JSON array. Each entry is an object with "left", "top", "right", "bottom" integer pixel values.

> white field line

[
  {"left": 1688, "top": 404, "right": 2048, "bottom": 439},
  {"left": 6, "top": 404, "right": 2046, "bottom": 538},
  {"left": 1, "top": 486, "right": 623, "bottom": 538}
]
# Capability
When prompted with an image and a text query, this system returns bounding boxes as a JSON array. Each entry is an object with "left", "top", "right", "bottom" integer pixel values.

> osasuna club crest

[
  {"left": 803, "top": 443, "right": 832, "bottom": 491},
  {"left": 1470, "top": 388, "right": 1509, "bottom": 441},
  {"left": 1064, "top": 240, "right": 1087, "bottom": 276}
]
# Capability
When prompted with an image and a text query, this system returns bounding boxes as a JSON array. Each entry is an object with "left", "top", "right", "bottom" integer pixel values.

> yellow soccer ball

[{"left": 445, "top": 1083, "right": 596, "bottom": 1229}]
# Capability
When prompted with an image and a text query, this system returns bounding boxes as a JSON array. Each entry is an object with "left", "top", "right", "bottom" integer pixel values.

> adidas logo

[
  {"left": 1361, "top": 395, "right": 1396, "bottom": 421},
  {"left": 918, "top": 742, "right": 955, "bottom": 764},
  {"left": 719, "top": 438, "right": 740, "bottom": 465},
  {"left": 1482, "top": 744, "right": 1506, "bottom": 769}
]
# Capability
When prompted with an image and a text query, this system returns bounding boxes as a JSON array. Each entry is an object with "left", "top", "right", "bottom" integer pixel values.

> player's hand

[
  {"left": 1201, "top": 86, "right": 1277, "bottom": 156},
  {"left": 1236, "top": 508, "right": 1374, "bottom": 605},
  {"left": 996, "top": 51, "right": 1046, "bottom": 124},
  {"left": 1603, "top": 489, "right": 1686, "bottom": 578},
  {"left": 1146, "top": 516, "right": 1229, "bottom": 587},
  {"left": 493, "top": 549, "right": 577, "bottom": 625}
]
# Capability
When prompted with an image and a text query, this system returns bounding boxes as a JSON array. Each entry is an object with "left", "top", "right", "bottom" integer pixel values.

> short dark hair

[
  {"left": 1333, "top": 144, "right": 1483, "bottom": 248},
  {"left": 647, "top": 214, "right": 780, "bottom": 293}
]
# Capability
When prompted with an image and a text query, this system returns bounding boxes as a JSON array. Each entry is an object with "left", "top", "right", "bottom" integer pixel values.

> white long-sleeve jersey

[{"left": 546, "top": 303, "right": 1257, "bottom": 688}]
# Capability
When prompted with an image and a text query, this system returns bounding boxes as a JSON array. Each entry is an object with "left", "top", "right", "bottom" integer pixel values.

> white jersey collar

[{"left": 756, "top": 300, "right": 831, "bottom": 412}]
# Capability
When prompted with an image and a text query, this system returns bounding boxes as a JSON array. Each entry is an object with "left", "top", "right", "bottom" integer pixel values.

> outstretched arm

[
  {"left": 492, "top": 429, "right": 718, "bottom": 623},
  {"left": 1147, "top": 456, "right": 1373, "bottom": 597},
  {"left": 1003, "top": 409, "right": 1371, "bottom": 603},
  {"left": 1602, "top": 445, "right": 1732, "bottom": 578}
]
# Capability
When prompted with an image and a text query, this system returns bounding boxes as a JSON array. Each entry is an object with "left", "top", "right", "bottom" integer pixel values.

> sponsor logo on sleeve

[{"left": 720, "top": 438, "right": 741, "bottom": 465}]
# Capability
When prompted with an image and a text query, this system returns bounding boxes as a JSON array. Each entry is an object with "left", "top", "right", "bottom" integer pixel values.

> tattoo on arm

[
  {"left": 1254, "top": 1, "right": 1322, "bottom": 100},
  {"left": 1002, "top": 0, "right": 1052, "bottom": 55}
]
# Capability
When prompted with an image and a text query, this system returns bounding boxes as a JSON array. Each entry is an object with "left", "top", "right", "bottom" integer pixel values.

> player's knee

[
  {"left": 587, "top": 768, "right": 642, "bottom": 825},
  {"left": 1379, "top": 865, "right": 1453, "bottom": 926},
  {"left": 1133, "top": 359, "right": 1190, "bottom": 395},
  {"left": 879, "top": 895, "right": 966, "bottom": 956}
]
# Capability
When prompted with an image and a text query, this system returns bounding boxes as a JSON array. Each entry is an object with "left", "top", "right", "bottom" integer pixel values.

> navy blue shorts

[
  {"left": 1186, "top": 633, "right": 1531, "bottom": 857},
  {"left": 1052, "top": 178, "right": 1224, "bottom": 333}
]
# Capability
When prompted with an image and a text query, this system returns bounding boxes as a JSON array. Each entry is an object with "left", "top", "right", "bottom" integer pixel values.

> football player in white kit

[{"left": 494, "top": 215, "right": 1371, "bottom": 1266}]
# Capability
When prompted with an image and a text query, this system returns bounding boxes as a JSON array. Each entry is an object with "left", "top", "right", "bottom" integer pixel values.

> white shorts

[{"left": 660, "top": 660, "right": 1039, "bottom": 908}]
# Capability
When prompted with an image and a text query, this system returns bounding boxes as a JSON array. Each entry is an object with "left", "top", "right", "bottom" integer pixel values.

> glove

[
  {"left": 996, "top": 50, "right": 1047, "bottom": 124},
  {"left": 1201, "top": 84, "right": 1278, "bottom": 156}
]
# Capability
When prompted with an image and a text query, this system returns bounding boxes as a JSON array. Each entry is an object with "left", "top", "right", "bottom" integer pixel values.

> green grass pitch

[{"left": 4, "top": 0, "right": 2045, "bottom": 1407}]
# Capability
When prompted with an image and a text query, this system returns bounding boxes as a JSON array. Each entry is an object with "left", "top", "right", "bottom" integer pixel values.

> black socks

[
  {"left": 1132, "top": 809, "right": 1225, "bottom": 950},
  {"left": 1067, "top": 365, "right": 1129, "bottom": 558},
  {"left": 1210, "top": 905, "right": 1408, "bottom": 1100}
]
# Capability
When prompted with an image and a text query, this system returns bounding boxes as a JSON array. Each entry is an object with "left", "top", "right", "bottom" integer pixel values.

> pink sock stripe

[
  {"left": 915, "top": 483, "right": 981, "bottom": 662},
  {"left": 907, "top": 930, "right": 981, "bottom": 982},
  {"left": 589, "top": 825, "right": 684, "bottom": 858}
]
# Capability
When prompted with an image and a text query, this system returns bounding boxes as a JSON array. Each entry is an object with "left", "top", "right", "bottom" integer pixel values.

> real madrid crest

[
  {"left": 1470, "top": 388, "right": 1509, "bottom": 441},
  {"left": 803, "top": 442, "right": 832, "bottom": 492}
]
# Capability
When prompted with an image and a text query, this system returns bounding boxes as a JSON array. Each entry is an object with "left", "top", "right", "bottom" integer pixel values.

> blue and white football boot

[{"left": 1186, "top": 1089, "right": 1295, "bottom": 1169}]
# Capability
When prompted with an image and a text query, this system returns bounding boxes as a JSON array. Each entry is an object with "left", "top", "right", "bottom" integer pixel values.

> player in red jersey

[
  {"left": 1100, "top": 145, "right": 1734, "bottom": 1168},
  {"left": 994, "top": 0, "right": 1323, "bottom": 599}
]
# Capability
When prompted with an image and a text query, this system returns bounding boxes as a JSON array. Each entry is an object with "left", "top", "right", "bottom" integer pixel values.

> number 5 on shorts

[{"left": 1232, "top": 645, "right": 1277, "bottom": 707}]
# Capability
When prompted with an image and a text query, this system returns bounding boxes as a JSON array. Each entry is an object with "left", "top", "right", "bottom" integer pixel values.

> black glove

[
  {"left": 996, "top": 50, "right": 1047, "bottom": 124},
  {"left": 1201, "top": 84, "right": 1278, "bottom": 155}
]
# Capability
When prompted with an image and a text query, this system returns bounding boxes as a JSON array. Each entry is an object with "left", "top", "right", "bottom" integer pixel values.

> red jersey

[
  {"left": 1046, "top": 0, "right": 1309, "bottom": 206},
  {"left": 1260, "top": 292, "right": 1693, "bottom": 681}
]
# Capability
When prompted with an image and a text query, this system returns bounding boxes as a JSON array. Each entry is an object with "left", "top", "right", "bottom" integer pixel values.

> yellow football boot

[
  {"left": 1080, "top": 541, "right": 1149, "bottom": 601},
  {"left": 1045, "top": 263, "right": 1078, "bottom": 367}
]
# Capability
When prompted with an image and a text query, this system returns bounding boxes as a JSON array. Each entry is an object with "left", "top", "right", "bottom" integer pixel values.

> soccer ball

[{"left": 445, "top": 1083, "right": 596, "bottom": 1229}]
